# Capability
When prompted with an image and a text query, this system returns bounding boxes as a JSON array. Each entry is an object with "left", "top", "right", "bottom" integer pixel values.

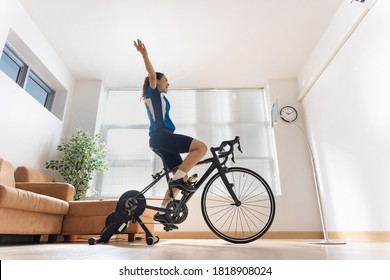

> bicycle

[{"left": 88, "top": 136, "right": 276, "bottom": 245}]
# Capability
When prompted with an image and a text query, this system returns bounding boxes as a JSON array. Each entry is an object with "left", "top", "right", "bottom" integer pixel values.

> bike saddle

[{"left": 150, "top": 146, "right": 170, "bottom": 169}]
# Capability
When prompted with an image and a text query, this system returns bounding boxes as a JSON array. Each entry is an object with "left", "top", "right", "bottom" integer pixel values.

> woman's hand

[
  {"left": 134, "top": 39, "right": 148, "bottom": 58},
  {"left": 134, "top": 39, "right": 156, "bottom": 88}
]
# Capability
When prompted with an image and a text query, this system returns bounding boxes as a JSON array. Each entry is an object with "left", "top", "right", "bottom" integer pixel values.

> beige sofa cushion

[
  {"left": 0, "top": 158, "right": 15, "bottom": 188},
  {"left": 0, "top": 185, "right": 69, "bottom": 215},
  {"left": 15, "top": 166, "right": 54, "bottom": 183},
  {"left": 16, "top": 182, "right": 75, "bottom": 202}
]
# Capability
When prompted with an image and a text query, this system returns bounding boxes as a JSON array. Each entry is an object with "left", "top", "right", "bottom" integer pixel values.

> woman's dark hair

[{"left": 141, "top": 72, "right": 164, "bottom": 100}]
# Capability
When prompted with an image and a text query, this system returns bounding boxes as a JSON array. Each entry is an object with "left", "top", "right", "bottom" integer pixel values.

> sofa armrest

[
  {"left": 16, "top": 182, "right": 75, "bottom": 201},
  {"left": 0, "top": 184, "right": 69, "bottom": 215}
]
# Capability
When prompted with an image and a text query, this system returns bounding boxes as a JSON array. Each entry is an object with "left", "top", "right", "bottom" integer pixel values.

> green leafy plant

[{"left": 45, "top": 129, "right": 108, "bottom": 200}]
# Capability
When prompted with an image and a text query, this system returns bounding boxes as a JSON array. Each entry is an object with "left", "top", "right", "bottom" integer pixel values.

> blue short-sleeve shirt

[{"left": 144, "top": 85, "right": 175, "bottom": 133}]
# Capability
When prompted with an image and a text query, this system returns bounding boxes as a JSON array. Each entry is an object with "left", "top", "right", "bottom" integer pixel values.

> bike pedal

[{"left": 163, "top": 224, "right": 178, "bottom": 231}]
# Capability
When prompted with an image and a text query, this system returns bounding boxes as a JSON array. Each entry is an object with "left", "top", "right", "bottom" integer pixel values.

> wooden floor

[{"left": 1, "top": 237, "right": 390, "bottom": 260}]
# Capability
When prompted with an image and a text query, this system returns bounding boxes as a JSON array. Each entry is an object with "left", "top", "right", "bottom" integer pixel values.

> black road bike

[{"left": 89, "top": 136, "right": 275, "bottom": 245}]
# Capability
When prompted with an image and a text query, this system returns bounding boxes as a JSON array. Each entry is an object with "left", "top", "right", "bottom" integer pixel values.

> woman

[{"left": 134, "top": 39, "right": 207, "bottom": 227}]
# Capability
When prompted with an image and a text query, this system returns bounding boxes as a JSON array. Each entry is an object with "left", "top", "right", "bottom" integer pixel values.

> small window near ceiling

[
  {"left": 25, "top": 71, "right": 54, "bottom": 109},
  {"left": 0, "top": 43, "right": 55, "bottom": 110},
  {"left": 0, "top": 46, "right": 26, "bottom": 83}
]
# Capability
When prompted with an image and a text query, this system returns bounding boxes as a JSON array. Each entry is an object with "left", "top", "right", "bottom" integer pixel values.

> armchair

[{"left": 0, "top": 159, "right": 75, "bottom": 243}]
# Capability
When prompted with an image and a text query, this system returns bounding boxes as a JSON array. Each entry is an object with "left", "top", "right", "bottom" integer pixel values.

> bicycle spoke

[
  {"left": 239, "top": 206, "right": 256, "bottom": 234},
  {"left": 212, "top": 180, "right": 232, "bottom": 197},
  {"left": 217, "top": 206, "right": 236, "bottom": 229},
  {"left": 240, "top": 206, "right": 262, "bottom": 232},
  {"left": 236, "top": 208, "right": 245, "bottom": 237},
  {"left": 208, "top": 204, "right": 234, "bottom": 219},
  {"left": 208, "top": 189, "right": 233, "bottom": 204},
  {"left": 241, "top": 187, "right": 266, "bottom": 201},
  {"left": 240, "top": 176, "right": 257, "bottom": 201},
  {"left": 241, "top": 204, "right": 268, "bottom": 225}
]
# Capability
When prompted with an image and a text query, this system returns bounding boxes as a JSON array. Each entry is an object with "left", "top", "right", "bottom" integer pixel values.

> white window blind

[{"left": 93, "top": 89, "right": 280, "bottom": 198}]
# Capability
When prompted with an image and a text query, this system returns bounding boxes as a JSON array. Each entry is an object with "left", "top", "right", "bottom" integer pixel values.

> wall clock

[{"left": 280, "top": 106, "right": 298, "bottom": 122}]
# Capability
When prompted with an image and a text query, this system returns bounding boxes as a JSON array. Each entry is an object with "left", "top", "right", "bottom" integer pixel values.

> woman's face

[{"left": 157, "top": 75, "right": 169, "bottom": 93}]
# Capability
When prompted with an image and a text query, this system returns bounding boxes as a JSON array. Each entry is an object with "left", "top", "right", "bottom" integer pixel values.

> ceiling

[{"left": 19, "top": 0, "right": 343, "bottom": 90}]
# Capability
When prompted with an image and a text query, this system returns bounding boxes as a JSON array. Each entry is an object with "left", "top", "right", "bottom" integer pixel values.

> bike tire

[{"left": 201, "top": 167, "right": 275, "bottom": 244}]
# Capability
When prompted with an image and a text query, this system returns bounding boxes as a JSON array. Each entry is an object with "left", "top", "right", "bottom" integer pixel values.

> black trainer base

[{"left": 88, "top": 190, "right": 159, "bottom": 246}]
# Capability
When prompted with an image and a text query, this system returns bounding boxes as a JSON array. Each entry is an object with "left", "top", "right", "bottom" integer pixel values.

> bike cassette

[
  {"left": 116, "top": 190, "right": 146, "bottom": 218},
  {"left": 166, "top": 200, "right": 188, "bottom": 224}
]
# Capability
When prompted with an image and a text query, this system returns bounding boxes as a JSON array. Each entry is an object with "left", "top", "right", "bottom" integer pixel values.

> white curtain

[{"left": 93, "top": 89, "right": 280, "bottom": 198}]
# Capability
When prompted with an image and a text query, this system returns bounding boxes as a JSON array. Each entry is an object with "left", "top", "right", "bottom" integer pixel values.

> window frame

[{"left": 0, "top": 42, "right": 55, "bottom": 110}]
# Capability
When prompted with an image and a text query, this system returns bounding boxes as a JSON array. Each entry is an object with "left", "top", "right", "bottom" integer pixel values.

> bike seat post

[{"left": 150, "top": 147, "right": 171, "bottom": 183}]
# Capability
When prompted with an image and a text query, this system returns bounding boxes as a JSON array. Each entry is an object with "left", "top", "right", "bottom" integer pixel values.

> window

[
  {"left": 0, "top": 43, "right": 55, "bottom": 110},
  {"left": 25, "top": 71, "right": 54, "bottom": 109},
  {"left": 0, "top": 45, "right": 27, "bottom": 84},
  {"left": 93, "top": 89, "right": 280, "bottom": 198}
]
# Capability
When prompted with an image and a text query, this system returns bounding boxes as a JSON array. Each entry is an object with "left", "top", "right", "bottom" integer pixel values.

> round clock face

[{"left": 280, "top": 106, "right": 298, "bottom": 122}]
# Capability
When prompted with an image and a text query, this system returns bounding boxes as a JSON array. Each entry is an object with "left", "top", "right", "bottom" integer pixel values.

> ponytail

[{"left": 140, "top": 72, "right": 164, "bottom": 101}]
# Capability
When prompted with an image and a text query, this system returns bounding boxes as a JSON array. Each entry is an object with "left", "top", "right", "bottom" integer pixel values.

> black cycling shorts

[{"left": 149, "top": 129, "right": 193, "bottom": 170}]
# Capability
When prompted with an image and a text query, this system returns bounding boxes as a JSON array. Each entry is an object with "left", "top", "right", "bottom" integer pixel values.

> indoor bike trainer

[{"left": 88, "top": 136, "right": 276, "bottom": 246}]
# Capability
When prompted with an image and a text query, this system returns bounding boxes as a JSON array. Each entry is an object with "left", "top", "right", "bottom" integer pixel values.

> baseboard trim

[
  {"left": 153, "top": 231, "right": 324, "bottom": 240},
  {"left": 328, "top": 231, "right": 390, "bottom": 242},
  {"left": 153, "top": 231, "right": 390, "bottom": 242}
]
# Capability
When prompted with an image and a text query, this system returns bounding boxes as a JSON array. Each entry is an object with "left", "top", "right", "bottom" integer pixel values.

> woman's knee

[
  {"left": 198, "top": 141, "right": 207, "bottom": 156},
  {"left": 190, "top": 139, "right": 207, "bottom": 155}
]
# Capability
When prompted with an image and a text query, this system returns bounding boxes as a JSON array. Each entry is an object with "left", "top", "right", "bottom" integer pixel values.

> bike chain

[{"left": 136, "top": 221, "right": 178, "bottom": 227}]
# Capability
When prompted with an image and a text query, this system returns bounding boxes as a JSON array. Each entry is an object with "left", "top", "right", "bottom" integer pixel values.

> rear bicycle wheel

[{"left": 201, "top": 167, "right": 275, "bottom": 243}]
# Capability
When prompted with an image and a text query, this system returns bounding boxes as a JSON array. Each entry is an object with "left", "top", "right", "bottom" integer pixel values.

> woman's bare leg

[
  {"left": 176, "top": 139, "right": 207, "bottom": 175},
  {"left": 161, "top": 139, "right": 207, "bottom": 204}
]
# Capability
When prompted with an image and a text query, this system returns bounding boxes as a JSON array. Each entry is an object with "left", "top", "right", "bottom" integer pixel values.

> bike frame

[{"left": 138, "top": 145, "right": 240, "bottom": 215}]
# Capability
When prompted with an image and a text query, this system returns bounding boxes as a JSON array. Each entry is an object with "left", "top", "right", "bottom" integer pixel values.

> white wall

[
  {"left": 298, "top": 1, "right": 368, "bottom": 99},
  {"left": 0, "top": 0, "right": 74, "bottom": 170},
  {"left": 266, "top": 78, "right": 322, "bottom": 232},
  {"left": 66, "top": 80, "right": 106, "bottom": 136},
  {"left": 299, "top": 0, "right": 390, "bottom": 231}
]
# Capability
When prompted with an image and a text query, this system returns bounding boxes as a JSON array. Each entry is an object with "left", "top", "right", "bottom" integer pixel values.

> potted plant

[{"left": 45, "top": 129, "right": 108, "bottom": 201}]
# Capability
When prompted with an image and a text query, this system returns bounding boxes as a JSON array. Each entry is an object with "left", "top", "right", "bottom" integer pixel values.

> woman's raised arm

[{"left": 134, "top": 39, "right": 157, "bottom": 89}]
